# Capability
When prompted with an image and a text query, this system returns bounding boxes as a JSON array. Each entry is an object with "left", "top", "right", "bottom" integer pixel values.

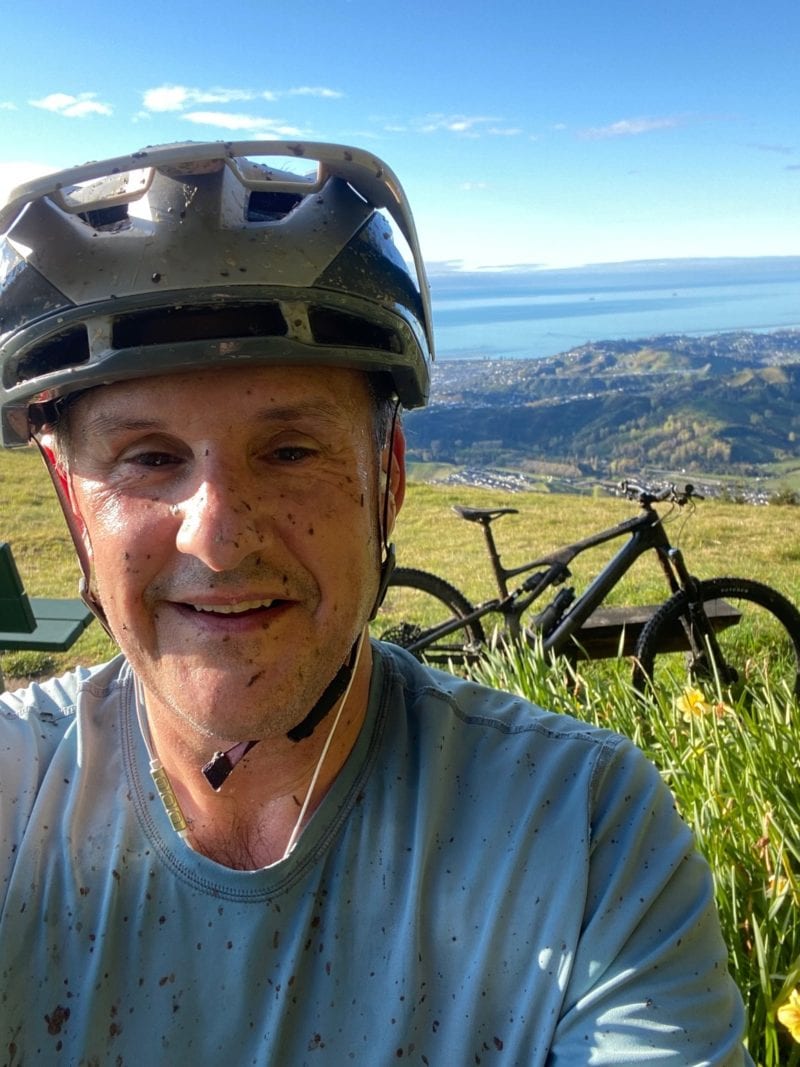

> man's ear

[{"left": 381, "top": 424, "right": 406, "bottom": 537}]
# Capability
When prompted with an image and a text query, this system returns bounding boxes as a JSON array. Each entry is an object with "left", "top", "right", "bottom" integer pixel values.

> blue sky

[{"left": 1, "top": 0, "right": 798, "bottom": 269}]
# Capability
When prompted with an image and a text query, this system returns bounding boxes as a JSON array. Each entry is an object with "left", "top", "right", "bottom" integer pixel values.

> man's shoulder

[
  {"left": 376, "top": 641, "right": 626, "bottom": 758},
  {"left": 0, "top": 654, "right": 128, "bottom": 728},
  {"left": 0, "top": 656, "right": 130, "bottom": 890}
]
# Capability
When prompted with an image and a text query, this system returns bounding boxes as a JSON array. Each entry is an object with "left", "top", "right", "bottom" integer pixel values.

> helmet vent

[
  {"left": 246, "top": 191, "right": 304, "bottom": 222},
  {"left": 78, "top": 205, "right": 131, "bottom": 231},
  {"left": 307, "top": 306, "right": 400, "bottom": 353},
  {"left": 14, "top": 325, "right": 91, "bottom": 385},
  {"left": 112, "top": 304, "right": 288, "bottom": 347},
  {"left": 8, "top": 303, "right": 402, "bottom": 393}
]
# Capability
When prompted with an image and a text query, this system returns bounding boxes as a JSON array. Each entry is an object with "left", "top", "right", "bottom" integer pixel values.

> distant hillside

[{"left": 404, "top": 330, "right": 800, "bottom": 477}]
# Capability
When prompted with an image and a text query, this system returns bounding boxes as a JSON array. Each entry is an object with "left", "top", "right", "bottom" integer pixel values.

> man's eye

[
  {"left": 273, "top": 446, "right": 314, "bottom": 462},
  {"left": 129, "top": 451, "right": 181, "bottom": 467}
]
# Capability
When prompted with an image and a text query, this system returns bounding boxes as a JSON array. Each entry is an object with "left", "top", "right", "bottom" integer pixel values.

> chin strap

[
  {"left": 285, "top": 635, "right": 362, "bottom": 743},
  {"left": 200, "top": 634, "right": 363, "bottom": 791},
  {"left": 369, "top": 542, "right": 396, "bottom": 620}
]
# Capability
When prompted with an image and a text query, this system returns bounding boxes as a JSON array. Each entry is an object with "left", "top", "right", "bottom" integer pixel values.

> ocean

[{"left": 428, "top": 257, "right": 800, "bottom": 361}]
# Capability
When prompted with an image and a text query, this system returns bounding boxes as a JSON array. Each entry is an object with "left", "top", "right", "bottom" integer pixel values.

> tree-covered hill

[{"left": 404, "top": 330, "right": 800, "bottom": 476}]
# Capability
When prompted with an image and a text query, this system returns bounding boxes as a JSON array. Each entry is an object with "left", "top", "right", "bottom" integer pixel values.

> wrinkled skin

[{"left": 61, "top": 365, "right": 405, "bottom": 773}]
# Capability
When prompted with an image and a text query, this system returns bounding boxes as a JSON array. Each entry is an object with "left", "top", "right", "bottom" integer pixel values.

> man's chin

[{"left": 139, "top": 661, "right": 321, "bottom": 746}]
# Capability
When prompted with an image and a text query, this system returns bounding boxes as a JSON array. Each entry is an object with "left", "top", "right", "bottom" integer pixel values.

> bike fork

[{"left": 666, "top": 548, "right": 737, "bottom": 686}]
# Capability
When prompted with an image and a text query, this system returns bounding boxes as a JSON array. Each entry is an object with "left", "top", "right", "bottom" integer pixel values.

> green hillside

[{"left": 406, "top": 330, "right": 800, "bottom": 478}]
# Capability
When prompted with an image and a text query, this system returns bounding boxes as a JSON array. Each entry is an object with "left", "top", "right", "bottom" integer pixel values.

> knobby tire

[
  {"left": 633, "top": 577, "right": 800, "bottom": 701},
  {"left": 374, "top": 567, "right": 486, "bottom": 666}
]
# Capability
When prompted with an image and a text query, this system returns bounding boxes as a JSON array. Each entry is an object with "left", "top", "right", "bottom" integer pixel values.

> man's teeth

[{"left": 192, "top": 600, "right": 276, "bottom": 615}]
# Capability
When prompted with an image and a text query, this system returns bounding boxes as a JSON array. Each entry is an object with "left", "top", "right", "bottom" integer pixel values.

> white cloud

[
  {"left": 413, "top": 114, "right": 522, "bottom": 138},
  {"left": 142, "top": 86, "right": 193, "bottom": 112},
  {"left": 285, "top": 86, "right": 343, "bottom": 99},
  {"left": 181, "top": 111, "right": 305, "bottom": 136},
  {"left": 29, "top": 92, "right": 112, "bottom": 118},
  {"left": 579, "top": 116, "right": 684, "bottom": 140},
  {"left": 417, "top": 114, "right": 497, "bottom": 135},
  {"left": 143, "top": 85, "right": 256, "bottom": 112},
  {"left": 142, "top": 83, "right": 343, "bottom": 115}
]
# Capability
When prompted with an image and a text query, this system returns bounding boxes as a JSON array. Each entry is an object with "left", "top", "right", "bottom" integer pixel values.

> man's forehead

[{"left": 70, "top": 365, "right": 372, "bottom": 430}]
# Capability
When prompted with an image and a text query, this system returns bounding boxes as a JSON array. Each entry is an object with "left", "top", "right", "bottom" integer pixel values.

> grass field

[
  {"left": 2, "top": 448, "right": 800, "bottom": 1060},
  {"left": 389, "top": 481, "right": 800, "bottom": 607}
]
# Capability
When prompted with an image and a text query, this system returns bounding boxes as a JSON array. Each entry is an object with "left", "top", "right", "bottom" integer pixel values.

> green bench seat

[
  {"left": 0, "top": 596, "right": 95, "bottom": 652},
  {"left": 0, "top": 542, "right": 95, "bottom": 685}
]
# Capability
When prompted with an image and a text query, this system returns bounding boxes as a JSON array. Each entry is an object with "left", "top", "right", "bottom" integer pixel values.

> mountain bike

[{"left": 375, "top": 481, "right": 800, "bottom": 700}]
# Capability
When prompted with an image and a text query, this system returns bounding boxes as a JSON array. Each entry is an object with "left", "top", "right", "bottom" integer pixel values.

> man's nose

[{"left": 173, "top": 478, "right": 265, "bottom": 571}]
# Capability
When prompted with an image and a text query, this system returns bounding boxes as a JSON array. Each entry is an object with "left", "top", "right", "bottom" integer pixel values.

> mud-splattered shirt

[{"left": 0, "top": 644, "right": 750, "bottom": 1065}]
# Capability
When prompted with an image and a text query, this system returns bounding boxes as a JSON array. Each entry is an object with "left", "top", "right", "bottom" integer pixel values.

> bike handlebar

[{"left": 619, "top": 479, "right": 704, "bottom": 506}]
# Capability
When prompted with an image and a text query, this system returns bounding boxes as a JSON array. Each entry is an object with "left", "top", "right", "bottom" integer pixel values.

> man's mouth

[{"left": 189, "top": 599, "right": 279, "bottom": 615}]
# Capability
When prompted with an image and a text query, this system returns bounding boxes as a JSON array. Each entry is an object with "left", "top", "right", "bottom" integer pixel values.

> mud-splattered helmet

[{"left": 0, "top": 140, "right": 433, "bottom": 446}]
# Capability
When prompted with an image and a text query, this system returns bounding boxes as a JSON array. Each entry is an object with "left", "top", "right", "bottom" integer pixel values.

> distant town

[{"left": 404, "top": 329, "right": 800, "bottom": 504}]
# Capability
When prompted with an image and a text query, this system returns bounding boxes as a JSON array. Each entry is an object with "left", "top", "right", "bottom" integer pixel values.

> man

[{"left": 0, "top": 142, "right": 751, "bottom": 1063}]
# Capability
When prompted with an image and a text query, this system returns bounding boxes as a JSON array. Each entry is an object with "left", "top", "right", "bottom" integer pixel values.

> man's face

[{"left": 63, "top": 364, "right": 403, "bottom": 746}]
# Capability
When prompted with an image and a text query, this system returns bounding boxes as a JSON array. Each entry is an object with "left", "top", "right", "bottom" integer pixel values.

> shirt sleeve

[
  {"left": 549, "top": 736, "right": 752, "bottom": 1065},
  {"left": 0, "top": 679, "right": 77, "bottom": 902}
]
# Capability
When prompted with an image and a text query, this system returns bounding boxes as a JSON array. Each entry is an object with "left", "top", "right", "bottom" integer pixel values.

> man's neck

[{"left": 140, "top": 644, "right": 374, "bottom": 869}]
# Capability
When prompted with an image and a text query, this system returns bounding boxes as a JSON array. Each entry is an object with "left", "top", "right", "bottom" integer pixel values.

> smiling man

[{"left": 0, "top": 142, "right": 751, "bottom": 1063}]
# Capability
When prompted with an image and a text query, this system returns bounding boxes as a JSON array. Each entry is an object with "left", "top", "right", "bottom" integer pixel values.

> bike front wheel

[
  {"left": 633, "top": 577, "right": 800, "bottom": 702},
  {"left": 373, "top": 567, "right": 486, "bottom": 667}
]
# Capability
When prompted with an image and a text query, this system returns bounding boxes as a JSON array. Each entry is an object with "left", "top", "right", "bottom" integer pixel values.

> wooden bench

[
  {"left": 571, "top": 600, "right": 741, "bottom": 660},
  {"left": 0, "top": 542, "right": 95, "bottom": 690}
]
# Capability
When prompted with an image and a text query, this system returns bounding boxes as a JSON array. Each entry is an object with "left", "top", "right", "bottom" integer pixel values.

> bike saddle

[{"left": 452, "top": 505, "right": 519, "bottom": 524}]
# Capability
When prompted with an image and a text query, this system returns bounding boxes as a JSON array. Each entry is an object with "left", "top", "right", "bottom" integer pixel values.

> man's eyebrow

[
  {"left": 251, "top": 400, "right": 345, "bottom": 424},
  {"left": 81, "top": 414, "right": 165, "bottom": 436},
  {"left": 81, "top": 399, "right": 347, "bottom": 436}
]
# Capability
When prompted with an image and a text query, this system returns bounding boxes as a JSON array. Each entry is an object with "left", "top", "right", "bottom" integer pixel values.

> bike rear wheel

[
  {"left": 373, "top": 567, "right": 486, "bottom": 666},
  {"left": 633, "top": 577, "right": 800, "bottom": 702}
]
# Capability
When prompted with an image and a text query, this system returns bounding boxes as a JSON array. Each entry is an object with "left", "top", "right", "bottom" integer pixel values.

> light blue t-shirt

[{"left": 0, "top": 644, "right": 750, "bottom": 1064}]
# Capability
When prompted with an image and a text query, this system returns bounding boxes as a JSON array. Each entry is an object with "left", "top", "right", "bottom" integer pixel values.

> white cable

[
  {"left": 132, "top": 627, "right": 369, "bottom": 861},
  {"left": 282, "top": 627, "right": 367, "bottom": 859}
]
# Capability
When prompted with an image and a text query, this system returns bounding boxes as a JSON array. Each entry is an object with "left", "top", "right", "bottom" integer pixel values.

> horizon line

[{"left": 424, "top": 253, "right": 800, "bottom": 276}]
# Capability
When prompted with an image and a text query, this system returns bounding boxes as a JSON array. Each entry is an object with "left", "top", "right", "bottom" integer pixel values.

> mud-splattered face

[{"left": 64, "top": 364, "right": 403, "bottom": 745}]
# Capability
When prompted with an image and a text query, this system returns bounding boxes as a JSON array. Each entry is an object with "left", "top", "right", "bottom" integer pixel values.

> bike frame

[{"left": 408, "top": 503, "right": 697, "bottom": 655}]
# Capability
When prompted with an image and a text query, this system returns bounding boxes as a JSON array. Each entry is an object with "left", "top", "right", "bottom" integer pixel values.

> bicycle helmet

[{"left": 0, "top": 140, "right": 433, "bottom": 447}]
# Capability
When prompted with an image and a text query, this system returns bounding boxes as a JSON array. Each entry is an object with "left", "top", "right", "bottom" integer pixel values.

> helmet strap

[
  {"left": 35, "top": 437, "right": 113, "bottom": 636},
  {"left": 368, "top": 397, "right": 401, "bottom": 621},
  {"left": 202, "top": 630, "right": 363, "bottom": 790}
]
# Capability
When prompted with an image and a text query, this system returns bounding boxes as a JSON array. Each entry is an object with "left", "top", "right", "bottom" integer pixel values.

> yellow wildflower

[
  {"left": 777, "top": 988, "right": 800, "bottom": 1042},
  {"left": 767, "top": 874, "right": 790, "bottom": 897},
  {"left": 676, "top": 687, "right": 711, "bottom": 721}
]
